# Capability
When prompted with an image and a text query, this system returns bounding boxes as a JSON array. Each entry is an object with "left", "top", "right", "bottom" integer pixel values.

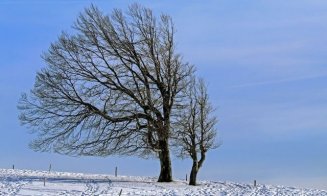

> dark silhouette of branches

[
  {"left": 173, "top": 78, "right": 218, "bottom": 185},
  {"left": 18, "top": 4, "right": 194, "bottom": 182}
]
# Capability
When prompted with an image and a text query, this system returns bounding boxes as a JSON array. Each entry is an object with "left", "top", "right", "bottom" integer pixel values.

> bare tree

[
  {"left": 18, "top": 4, "right": 193, "bottom": 182},
  {"left": 174, "top": 78, "right": 218, "bottom": 185}
]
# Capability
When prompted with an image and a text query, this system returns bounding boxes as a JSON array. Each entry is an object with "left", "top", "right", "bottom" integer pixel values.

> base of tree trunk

[
  {"left": 157, "top": 140, "right": 173, "bottom": 182},
  {"left": 158, "top": 170, "right": 173, "bottom": 182},
  {"left": 189, "top": 163, "right": 198, "bottom": 186}
]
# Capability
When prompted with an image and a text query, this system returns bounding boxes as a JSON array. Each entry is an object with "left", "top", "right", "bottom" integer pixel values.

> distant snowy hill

[{"left": 0, "top": 169, "right": 325, "bottom": 195}]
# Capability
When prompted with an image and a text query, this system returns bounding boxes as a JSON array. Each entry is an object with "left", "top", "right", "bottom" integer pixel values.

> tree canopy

[{"left": 18, "top": 4, "right": 217, "bottom": 183}]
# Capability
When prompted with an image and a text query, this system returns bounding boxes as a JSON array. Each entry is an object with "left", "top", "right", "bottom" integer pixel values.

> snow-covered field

[{"left": 0, "top": 169, "right": 325, "bottom": 196}]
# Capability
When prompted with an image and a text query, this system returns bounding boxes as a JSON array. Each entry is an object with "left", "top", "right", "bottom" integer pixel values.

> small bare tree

[
  {"left": 174, "top": 78, "right": 218, "bottom": 186},
  {"left": 18, "top": 4, "right": 193, "bottom": 182}
]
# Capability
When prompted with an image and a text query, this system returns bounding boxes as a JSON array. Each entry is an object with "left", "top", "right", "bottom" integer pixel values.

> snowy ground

[{"left": 0, "top": 169, "right": 326, "bottom": 195}]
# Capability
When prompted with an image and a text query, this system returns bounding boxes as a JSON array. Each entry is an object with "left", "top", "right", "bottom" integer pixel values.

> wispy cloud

[
  {"left": 230, "top": 72, "right": 327, "bottom": 88},
  {"left": 220, "top": 100, "right": 327, "bottom": 138}
]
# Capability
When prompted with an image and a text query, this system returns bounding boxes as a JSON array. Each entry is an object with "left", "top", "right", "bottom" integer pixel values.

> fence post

[
  {"left": 254, "top": 180, "right": 257, "bottom": 187},
  {"left": 186, "top": 174, "right": 187, "bottom": 181},
  {"left": 44, "top": 177, "right": 46, "bottom": 186},
  {"left": 115, "top": 166, "right": 118, "bottom": 177},
  {"left": 49, "top": 164, "right": 52, "bottom": 173},
  {"left": 12, "top": 165, "right": 14, "bottom": 170},
  {"left": 119, "top": 189, "right": 123, "bottom": 196}
]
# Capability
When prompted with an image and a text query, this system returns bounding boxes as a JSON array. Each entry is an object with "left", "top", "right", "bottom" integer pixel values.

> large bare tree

[
  {"left": 18, "top": 4, "right": 193, "bottom": 182},
  {"left": 174, "top": 78, "right": 218, "bottom": 185}
]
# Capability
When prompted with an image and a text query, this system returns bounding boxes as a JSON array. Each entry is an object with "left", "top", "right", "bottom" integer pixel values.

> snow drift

[{"left": 0, "top": 168, "right": 325, "bottom": 195}]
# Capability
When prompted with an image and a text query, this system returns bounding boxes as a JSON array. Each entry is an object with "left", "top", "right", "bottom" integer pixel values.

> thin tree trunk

[
  {"left": 189, "top": 161, "right": 198, "bottom": 186},
  {"left": 158, "top": 139, "right": 173, "bottom": 182}
]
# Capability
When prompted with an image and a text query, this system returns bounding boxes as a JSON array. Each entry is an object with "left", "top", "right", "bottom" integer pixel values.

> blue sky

[{"left": 1, "top": 0, "right": 327, "bottom": 190}]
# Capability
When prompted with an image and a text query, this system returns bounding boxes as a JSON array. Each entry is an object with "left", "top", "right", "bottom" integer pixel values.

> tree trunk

[
  {"left": 158, "top": 139, "right": 173, "bottom": 182},
  {"left": 189, "top": 161, "right": 198, "bottom": 186}
]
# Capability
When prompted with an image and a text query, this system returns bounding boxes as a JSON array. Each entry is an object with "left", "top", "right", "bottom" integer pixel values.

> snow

[{"left": 0, "top": 169, "right": 325, "bottom": 195}]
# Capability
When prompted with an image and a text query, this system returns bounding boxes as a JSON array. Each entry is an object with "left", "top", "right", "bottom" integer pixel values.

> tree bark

[
  {"left": 158, "top": 139, "right": 173, "bottom": 182},
  {"left": 189, "top": 161, "right": 198, "bottom": 186}
]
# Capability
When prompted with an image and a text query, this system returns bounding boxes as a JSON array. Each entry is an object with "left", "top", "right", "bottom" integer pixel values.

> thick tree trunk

[
  {"left": 189, "top": 161, "right": 198, "bottom": 186},
  {"left": 158, "top": 139, "right": 173, "bottom": 182}
]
